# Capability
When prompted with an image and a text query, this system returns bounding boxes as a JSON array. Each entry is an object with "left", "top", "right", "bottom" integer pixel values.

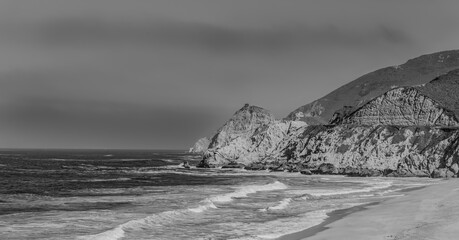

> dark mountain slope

[{"left": 286, "top": 50, "right": 459, "bottom": 124}]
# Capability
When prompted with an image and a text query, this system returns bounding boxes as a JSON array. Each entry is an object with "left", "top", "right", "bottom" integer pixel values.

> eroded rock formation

[
  {"left": 202, "top": 120, "right": 307, "bottom": 167},
  {"left": 338, "top": 88, "right": 459, "bottom": 126},
  {"left": 286, "top": 50, "right": 459, "bottom": 124},
  {"left": 201, "top": 124, "right": 459, "bottom": 177},
  {"left": 335, "top": 69, "right": 459, "bottom": 126}
]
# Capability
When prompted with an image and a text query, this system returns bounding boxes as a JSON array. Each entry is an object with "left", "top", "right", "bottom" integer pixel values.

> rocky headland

[{"left": 192, "top": 51, "right": 459, "bottom": 178}]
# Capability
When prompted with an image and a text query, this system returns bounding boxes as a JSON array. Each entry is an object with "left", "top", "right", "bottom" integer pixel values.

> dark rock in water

[
  {"left": 313, "top": 163, "right": 337, "bottom": 174},
  {"left": 196, "top": 160, "right": 210, "bottom": 168},
  {"left": 431, "top": 168, "right": 456, "bottom": 178},
  {"left": 178, "top": 161, "right": 191, "bottom": 169},
  {"left": 221, "top": 162, "right": 245, "bottom": 169},
  {"left": 244, "top": 163, "right": 266, "bottom": 171},
  {"left": 358, "top": 168, "right": 382, "bottom": 177},
  {"left": 300, "top": 169, "right": 312, "bottom": 175}
]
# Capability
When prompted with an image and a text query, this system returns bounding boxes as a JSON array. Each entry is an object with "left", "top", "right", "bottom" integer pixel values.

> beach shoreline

[{"left": 279, "top": 179, "right": 459, "bottom": 240}]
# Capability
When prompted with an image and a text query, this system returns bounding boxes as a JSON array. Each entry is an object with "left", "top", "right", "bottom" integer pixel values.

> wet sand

[{"left": 279, "top": 179, "right": 459, "bottom": 240}]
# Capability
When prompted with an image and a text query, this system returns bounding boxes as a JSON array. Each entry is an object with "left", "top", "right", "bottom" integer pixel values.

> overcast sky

[{"left": 1, "top": 0, "right": 459, "bottom": 149}]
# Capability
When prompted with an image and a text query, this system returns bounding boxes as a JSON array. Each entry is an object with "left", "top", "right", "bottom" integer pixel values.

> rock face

[
  {"left": 208, "top": 103, "right": 275, "bottom": 149},
  {"left": 334, "top": 69, "right": 459, "bottom": 126},
  {"left": 202, "top": 119, "right": 307, "bottom": 167},
  {"left": 201, "top": 124, "right": 459, "bottom": 177},
  {"left": 189, "top": 137, "right": 211, "bottom": 153},
  {"left": 286, "top": 50, "right": 459, "bottom": 124},
  {"left": 338, "top": 87, "right": 459, "bottom": 126},
  {"left": 200, "top": 103, "right": 307, "bottom": 167}
]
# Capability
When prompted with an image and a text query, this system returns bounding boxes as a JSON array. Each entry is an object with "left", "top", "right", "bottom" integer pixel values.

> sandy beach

[{"left": 281, "top": 179, "right": 459, "bottom": 240}]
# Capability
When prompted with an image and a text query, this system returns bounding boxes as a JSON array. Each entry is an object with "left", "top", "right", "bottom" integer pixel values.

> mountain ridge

[{"left": 285, "top": 49, "right": 459, "bottom": 124}]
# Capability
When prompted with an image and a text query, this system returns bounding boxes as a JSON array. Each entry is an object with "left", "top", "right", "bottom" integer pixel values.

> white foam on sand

[{"left": 226, "top": 209, "right": 333, "bottom": 240}]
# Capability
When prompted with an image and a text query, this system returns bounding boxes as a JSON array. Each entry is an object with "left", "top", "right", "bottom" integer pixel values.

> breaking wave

[
  {"left": 209, "top": 181, "right": 288, "bottom": 203},
  {"left": 80, "top": 181, "right": 288, "bottom": 240},
  {"left": 259, "top": 198, "right": 292, "bottom": 212}
]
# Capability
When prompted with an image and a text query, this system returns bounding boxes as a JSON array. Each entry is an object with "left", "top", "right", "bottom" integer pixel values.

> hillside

[{"left": 285, "top": 50, "right": 459, "bottom": 124}]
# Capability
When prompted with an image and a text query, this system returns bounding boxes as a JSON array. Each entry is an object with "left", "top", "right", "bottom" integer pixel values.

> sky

[{"left": 1, "top": 0, "right": 459, "bottom": 149}]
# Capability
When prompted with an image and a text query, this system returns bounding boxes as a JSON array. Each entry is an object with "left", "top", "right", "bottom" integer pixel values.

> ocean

[{"left": 0, "top": 149, "right": 436, "bottom": 240}]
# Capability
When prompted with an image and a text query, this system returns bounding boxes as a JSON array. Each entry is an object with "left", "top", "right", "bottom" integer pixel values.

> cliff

[
  {"left": 201, "top": 124, "right": 459, "bottom": 178},
  {"left": 208, "top": 103, "right": 275, "bottom": 149},
  {"left": 286, "top": 50, "right": 459, "bottom": 124},
  {"left": 201, "top": 119, "right": 307, "bottom": 167},
  {"left": 195, "top": 51, "right": 459, "bottom": 178}
]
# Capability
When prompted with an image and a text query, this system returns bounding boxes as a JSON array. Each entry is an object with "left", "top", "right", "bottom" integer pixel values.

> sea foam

[
  {"left": 80, "top": 181, "right": 287, "bottom": 240},
  {"left": 293, "top": 181, "right": 393, "bottom": 199},
  {"left": 210, "top": 181, "right": 288, "bottom": 203}
]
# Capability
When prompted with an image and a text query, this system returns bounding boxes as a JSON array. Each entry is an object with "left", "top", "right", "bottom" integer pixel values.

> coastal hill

[
  {"left": 285, "top": 50, "right": 459, "bottom": 124},
  {"left": 193, "top": 50, "right": 459, "bottom": 178}
]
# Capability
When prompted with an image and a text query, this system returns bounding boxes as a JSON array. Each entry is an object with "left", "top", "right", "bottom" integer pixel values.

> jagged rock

[
  {"left": 203, "top": 119, "right": 307, "bottom": 167},
  {"left": 312, "top": 163, "right": 338, "bottom": 174},
  {"left": 189, "top": 137, "right": 211, "bottom": 153},
  {"left": 201, "top": 124, "right": 459, "bottom": 177},
  {"left": 178, "top": 161, "right": 191, "bottom": 169},
  {"left": 210, "top": 104, "right": 275, "bottom": 146},
  {"left": 286, "top": 50, "right": 459, "bottom": 124},
  {"left": 451, "top": 163, "right": 459, "bottom": 174}
]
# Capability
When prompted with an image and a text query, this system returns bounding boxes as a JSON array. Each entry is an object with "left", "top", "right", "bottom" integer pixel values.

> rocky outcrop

[
  {"left": 201, "top": 124, "right": 459, "bottom": 177},
  {"left": 207, "top": 103, "right": 276, "bottom": 149},
  {"left": 337, "top": 87, "right": 459, "bottom": 126},
  {"left": 286, "top": 50, "right": 459, "bottom": 124},
  {"left": 333, "top": 69, "right": 459, "bottom": 126},
  {"left": 202, "top": 120, "right": 307, "bottom": 167},
  {"left": 189, "top": 137, "right": 211, "bottom": 153},
  {"left": 190, "top": 103, "right": 274, "bottom": 155},
  {"left": 199, "top": 103, "right": 306, "bottom": 167}
]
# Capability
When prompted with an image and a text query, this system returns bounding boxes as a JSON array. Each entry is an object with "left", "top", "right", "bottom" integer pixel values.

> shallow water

[{"left": 0, "top": 149, "right": 436, "bottom": 239}]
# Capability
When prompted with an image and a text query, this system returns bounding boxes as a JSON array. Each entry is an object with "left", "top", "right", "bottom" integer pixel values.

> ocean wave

[
  {"left": 80, "top": 207, "right": 207, "bottom": 240},
  {"left": 68, "top": 178, "right": 131, "bottom": 182},
  {"left": 82, "top": 200, "right": 218, "bottom": 240},
  {"left": 80, "top": 181, "right": 288, "bottom": 240},
  {"left": 259, "top": 198, "right": 292, "bottom": 212},
  {"left": 225, "top": 209, "right": 333, "bottom": 240},
  {"left": 209, "top": 181, "right": 288, "bottom": 203},
  {"left": 188, "top": 199, "right": 218, "bottom": 213}
]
